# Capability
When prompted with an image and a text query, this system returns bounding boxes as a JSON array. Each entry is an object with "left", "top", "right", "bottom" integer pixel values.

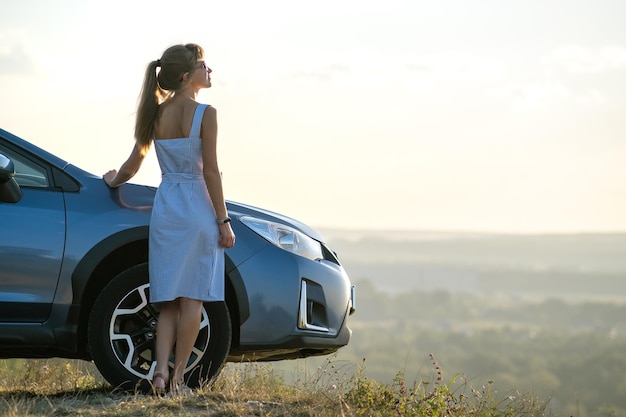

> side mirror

[{"left": 0, "top": 154, "right": 23, "bottom": 203}]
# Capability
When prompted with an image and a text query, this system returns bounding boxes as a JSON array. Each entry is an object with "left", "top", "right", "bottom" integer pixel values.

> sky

[{"left": 1, "top": 0, "right": 625, "bottom": 233}]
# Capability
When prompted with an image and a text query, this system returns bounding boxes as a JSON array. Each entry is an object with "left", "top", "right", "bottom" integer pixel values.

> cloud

[
  {"left": 492, "top": 45, "right": 622, "bottom": 113},
  {"left": 544, "top": 45, "right": 626, "bottom": 75},
  {"left": 508, "top": 82, "right": 572, "bottom": 112},
  {"left": 0, "top": 35, "right": 38, "bottom": 77},
  {"left": 503, "top": 81, "right": 607, "bottom": 113},
  {"left": 287, "top": 63, "right": 352, "bottom": 82},
  {"left": 405, "top": 51, "right": 505, "bottom": 81}
]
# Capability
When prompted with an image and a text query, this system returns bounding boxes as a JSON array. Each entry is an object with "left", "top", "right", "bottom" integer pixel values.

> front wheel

[{"left": 87, "top": 263, "right": 231, "bottom": 391}]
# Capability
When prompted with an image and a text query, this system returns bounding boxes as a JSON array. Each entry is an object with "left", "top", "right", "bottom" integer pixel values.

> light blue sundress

[{"left": 149, "top": 103, "right": 224, "bottom": 303}]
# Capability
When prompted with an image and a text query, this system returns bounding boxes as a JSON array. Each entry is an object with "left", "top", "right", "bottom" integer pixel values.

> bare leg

[
  {"left": 154, "top": 300, "right": 180, "bottom": 389},
  {"left": 171, "top": 297, "right": 203, "bottom": 386}
]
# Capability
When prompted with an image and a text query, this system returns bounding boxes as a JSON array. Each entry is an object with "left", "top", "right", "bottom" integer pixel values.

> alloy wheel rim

[{"left": 108, "top": 283, "right": 210, "bottom": 379}]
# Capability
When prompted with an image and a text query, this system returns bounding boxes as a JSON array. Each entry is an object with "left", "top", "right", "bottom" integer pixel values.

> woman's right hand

[
  {"left": 103, "top": 169, "right": 118, "bottom": 188},
  {"left": 218, "top": 223, "right": 236, "bottom": 248}
]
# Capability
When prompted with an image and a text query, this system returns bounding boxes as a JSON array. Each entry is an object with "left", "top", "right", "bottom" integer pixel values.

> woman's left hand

[{"left": 218, "top": 223, "right": 236, "bottom": 248}]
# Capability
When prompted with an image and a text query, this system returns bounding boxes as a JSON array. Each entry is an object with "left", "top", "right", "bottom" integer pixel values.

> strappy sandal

[{"left": 152, "top": 371, "right": 169, "bottom": 396}]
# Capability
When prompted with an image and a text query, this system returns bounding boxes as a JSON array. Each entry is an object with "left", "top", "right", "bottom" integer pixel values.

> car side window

[{"left": 0, "top": 145, "right": 49, "bottom": 188}]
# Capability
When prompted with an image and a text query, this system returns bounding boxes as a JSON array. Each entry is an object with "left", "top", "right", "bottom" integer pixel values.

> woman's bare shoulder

[
  {"left": 201, "top": 104, "right": 217, "bottom": 122},
  {"left": 155, "top": 101, "right": 193, "bottom": 138}
]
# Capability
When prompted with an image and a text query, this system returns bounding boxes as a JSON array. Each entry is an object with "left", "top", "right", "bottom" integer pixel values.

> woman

[{"left": 103, "top": 43, "right": 235, "bottom": 394}]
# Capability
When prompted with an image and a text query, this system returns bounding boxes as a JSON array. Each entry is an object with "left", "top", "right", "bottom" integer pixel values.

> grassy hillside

[
  {"left": 0, "top": 230, "right": 623, "bottom": 416},
  {"left": 0, "top": 357, "right": 550, "bottom": 416},
  {"left": 285, "top": 230, "right": 626, "bottom": 416}
]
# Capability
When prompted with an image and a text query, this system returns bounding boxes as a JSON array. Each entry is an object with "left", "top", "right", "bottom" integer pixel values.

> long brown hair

[{"left": 134, "top": 43, "right": 205, "bottom": 153}]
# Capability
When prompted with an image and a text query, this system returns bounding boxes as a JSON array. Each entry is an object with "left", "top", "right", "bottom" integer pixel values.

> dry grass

[{"left": 0, "top": 356, "right": 550, "bottom": 416}]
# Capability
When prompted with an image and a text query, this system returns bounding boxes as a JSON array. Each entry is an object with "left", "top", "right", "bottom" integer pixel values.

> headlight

[{"left": 240, "top": 217, "right": 324, "bottom": 261}]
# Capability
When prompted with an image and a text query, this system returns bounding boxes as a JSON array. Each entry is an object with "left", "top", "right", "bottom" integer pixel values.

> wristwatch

[{"left": 217, "top": 217, "right": 231, "bottom": 224}]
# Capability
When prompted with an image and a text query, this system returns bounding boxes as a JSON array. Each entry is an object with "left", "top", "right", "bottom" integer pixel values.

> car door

[{"left": 0, "top": 144, "right": 65, "bottom": 322}]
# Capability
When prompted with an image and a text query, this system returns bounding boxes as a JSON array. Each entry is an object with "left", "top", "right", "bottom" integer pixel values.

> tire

[{"left": 87, "top": 263, "right": 232, "bottom": 391}]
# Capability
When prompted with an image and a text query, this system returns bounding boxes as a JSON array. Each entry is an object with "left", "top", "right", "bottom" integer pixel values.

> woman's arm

[
  {"left": 200, "top": 106, "right": 235, "bottom": 248},
  {"left": 103, "top": 143, "right": 147, "bottom": 188}
]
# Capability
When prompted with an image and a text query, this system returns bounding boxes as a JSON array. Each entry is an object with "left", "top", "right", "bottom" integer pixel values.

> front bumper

[{"left": 228, "top": 242, "right": 354, "bottom": 360}]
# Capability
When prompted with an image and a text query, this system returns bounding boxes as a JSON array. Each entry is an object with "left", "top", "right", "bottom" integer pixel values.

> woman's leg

[
  {"left": 154, "top": 300, "right": 180, "bottom": 389},
  {"left": 171, "top": 297, "right": 203, "bottom": 385}
]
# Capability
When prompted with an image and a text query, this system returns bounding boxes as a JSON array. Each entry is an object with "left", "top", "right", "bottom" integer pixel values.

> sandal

[{"left": 152, "top": 371, "right": 169, "bottom": 396}]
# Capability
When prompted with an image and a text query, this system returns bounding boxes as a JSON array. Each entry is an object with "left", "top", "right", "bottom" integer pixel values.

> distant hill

[{"left": 320, "top": 229, "right": 626, "bottom": 300}]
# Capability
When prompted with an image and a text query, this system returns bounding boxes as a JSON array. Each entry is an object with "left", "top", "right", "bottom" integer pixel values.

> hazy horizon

[{"left": 318, "top": 226, "right": 626, "bottom": 237}]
